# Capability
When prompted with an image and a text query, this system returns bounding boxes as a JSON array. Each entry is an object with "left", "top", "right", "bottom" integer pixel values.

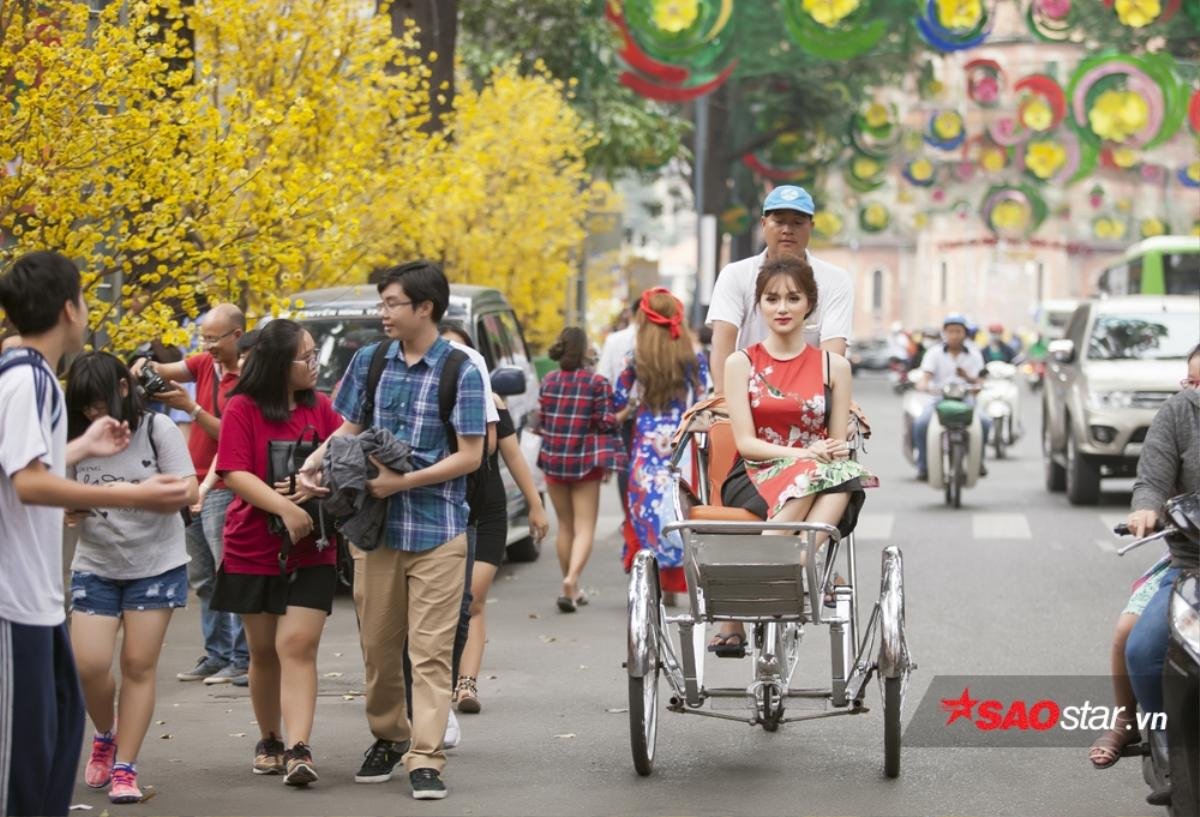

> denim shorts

[{"left": 70, "top": 564, "right": 189, "bottom": 617}]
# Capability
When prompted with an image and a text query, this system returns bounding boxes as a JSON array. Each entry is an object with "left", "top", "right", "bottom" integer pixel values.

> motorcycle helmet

[
  {"left": 942, "top": 313, "right": 969, "bottom": 330},
  {"left": 988, "top": 322, "right": 1005, "bottom": 334}
]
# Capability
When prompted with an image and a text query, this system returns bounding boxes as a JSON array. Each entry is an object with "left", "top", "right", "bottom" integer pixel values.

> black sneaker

[
  {"left": 410, "top": 768, "right": 447, "bottom": 800},
  {"left": 253, "top": 735, "right": 286, "bottom": 775},
  {"left": 354, "top": 738, "right": 409, "bottom": 783},
  {"left": 283, "top": 742, "right": 317, "bottom": 787}
]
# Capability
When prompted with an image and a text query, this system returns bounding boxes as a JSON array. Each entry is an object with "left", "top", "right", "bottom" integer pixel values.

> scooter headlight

[
  {"left": 986, "top": 399, "right": 1010, "bottom": 418},
  {"left": 1170, "top": 575, "right": 1200, "bottom": 662}
]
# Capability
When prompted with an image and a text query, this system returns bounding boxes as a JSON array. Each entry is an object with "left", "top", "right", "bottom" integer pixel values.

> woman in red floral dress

[{"left": 710, "top": 254, "right": 877, "bottom": 655}]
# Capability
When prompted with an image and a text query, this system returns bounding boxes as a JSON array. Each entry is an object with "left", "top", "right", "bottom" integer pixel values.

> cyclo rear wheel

[{"left": 627, "top": 552, "right": 661, "bottom": 776}]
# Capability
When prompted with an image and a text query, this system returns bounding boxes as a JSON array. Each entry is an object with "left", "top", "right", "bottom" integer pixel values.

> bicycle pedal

[{"left": 1121, "top": 742, "right": 1151, "bottom": 757}]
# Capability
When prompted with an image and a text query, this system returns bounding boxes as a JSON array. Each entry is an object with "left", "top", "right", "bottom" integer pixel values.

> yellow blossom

[
  {"left": 1114, "top": 0, "right": 1161, "bottom": 27},
  {"left": 863, "top": 203, "right": 889, "bottom": 229},
  {"left": 935, "top": 0, "right": 983, "bottom": 29},
  {"left": 934, "top": 111, "right": 963, "bottom": 141},
  {"left": 864, "top": 102, "right": 890, "bottom": 129},
  {"left": 992, "top": 201, "right": 1029, "bottom": 231},
  {"left": 1140, "top": 217, "right": 1165, "bottom": 237},
  {"left": 1088, "top": 89, "right": 1150, "bottom": 143},
  {"left": 1020, "top": 97, "right": 1054, "bottom": 132},
  {"left": 1094, "top": 218, "right": 1126, "bottom": 240},
  {"left": 803, "top": 0, "right": 862, "bottom": 27},
  {"left": 652, "top": 0, "right": 699, "bottom": 32},
  {"left": 1025, "top": 141, "right": 1067, "bottom": 180},
  {"left": 981, "top": 147, "right": 1007, "bottom": 173},
  {"left": 853, "top": 156, "right": 881, "bottom": 178},
  {"left": 910, "top": 158, "right": 934, "bottom": 181},
  {"left": 1111, "top": 147, "right": 1138, "bottom": 168}
]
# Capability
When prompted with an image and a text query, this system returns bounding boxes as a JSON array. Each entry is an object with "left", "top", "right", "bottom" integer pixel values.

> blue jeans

[
  {"left": 1125, "top": 566, "right": 1181, "bottom": 718},
  {"left": 914, "top": 401, "right": 992, "bottom": 474},
  {"left": 184, "top": 488, "right": 248, "bottom": 667}
]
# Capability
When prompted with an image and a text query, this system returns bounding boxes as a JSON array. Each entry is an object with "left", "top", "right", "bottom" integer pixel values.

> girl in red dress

[{"left": 710, "top": 255, "right": 876, "bottom": 655}]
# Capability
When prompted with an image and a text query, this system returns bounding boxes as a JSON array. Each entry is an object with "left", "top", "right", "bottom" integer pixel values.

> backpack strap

[
  {"left": 359, "top": 340, "right": 395, "bottom": 428},
  {"left": 438, "top": 349, "right": 468, "bottom": 455},
  {"left": 0, "top": 348, "right": 62, "bottom": 428},
  {"left": 146, "top": 412, "right": 159, "bottom": 464}
]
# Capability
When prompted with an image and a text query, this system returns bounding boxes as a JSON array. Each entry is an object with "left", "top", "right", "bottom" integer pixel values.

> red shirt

[
  {"left": 185, "top": 352, "right": 241, "bottom": 484},
  {"left": 216, "top": 392, "right": 343, "bottom": 576}
]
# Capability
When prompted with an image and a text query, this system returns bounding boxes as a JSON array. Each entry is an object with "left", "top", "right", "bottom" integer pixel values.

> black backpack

[{"left": 360, "top": 341, "right": 489, "bottom": 510}]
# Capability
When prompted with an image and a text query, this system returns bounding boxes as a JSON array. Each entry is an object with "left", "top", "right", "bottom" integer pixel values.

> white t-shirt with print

[
  {"left": 0, "top": 355, "right": 68, "bottom": 626},
  {"left": 450, "top": 341, "right": 500, "bottom": 424},
  {"left": 597, "top": 324, "right": 636, "bottom": 386},
  {"left": 920, "top": 343, "right": 985, "bottom": 391},
  {"left": 706, "top": 249, "right": 854, "bottom": 351}
]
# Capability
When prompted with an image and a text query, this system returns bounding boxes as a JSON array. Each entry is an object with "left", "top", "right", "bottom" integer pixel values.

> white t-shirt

[
  {"left": 0, "top": 353, "right": 68, "bottom": 626},
  {"left": 450, "top": 341, "right": 500, "bottom": 424},
  {"left": 706, "top": 250, "right": 854, "bottom": 351},
  {"left": 597, "top": 324, "right": 636, "bottom": 386},
  {"left": 920, "top": 343, "right": 985, "bottom": 391}
]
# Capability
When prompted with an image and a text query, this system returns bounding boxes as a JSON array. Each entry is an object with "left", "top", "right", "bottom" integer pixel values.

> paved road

[{"left": 69, "top": 373, "right": 1162, "bottom": 816}]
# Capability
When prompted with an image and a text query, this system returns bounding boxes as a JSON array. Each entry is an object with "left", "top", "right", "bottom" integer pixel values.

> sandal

[
  {"left": 1089, "top": 725, "right": 1140, "bottom": 769},
  {"left": 556, "top": 596, "right": 577, "bottom": 613},
  {"left": 455, "top": 676, "right": 481, "bottom": 714},
  {"left": 707, "top": 631, "right": 747, "bottom": 659}
]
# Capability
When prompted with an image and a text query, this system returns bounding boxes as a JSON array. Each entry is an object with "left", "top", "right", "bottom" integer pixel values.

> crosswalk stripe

[
  {"left": 854, "top": 513, "right": 894, "bottom": 540},
  {"left": 971, "top": 513, "right": 1032, "bottom": 539}
]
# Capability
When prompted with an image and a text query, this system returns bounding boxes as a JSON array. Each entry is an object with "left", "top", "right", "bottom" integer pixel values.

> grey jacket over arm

[
  {"left": 1131, "top": 389, "right": 1200, "bottom": 515},
  {"left": 321, "top": 427, "right": 412, "bottom": 552}
]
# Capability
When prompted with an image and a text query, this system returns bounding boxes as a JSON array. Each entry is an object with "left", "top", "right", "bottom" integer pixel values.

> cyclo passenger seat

[{"left": 672, "top": 396, "right": 758, "bottom": 523}]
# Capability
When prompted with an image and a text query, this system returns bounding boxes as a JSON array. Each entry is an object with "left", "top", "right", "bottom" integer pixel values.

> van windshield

[
  {"left": 1087, "top": 312, "right": 1198, "bottom": 361},
  {"left": 302, "top": 319, "right": 387, "bottom": 393}
]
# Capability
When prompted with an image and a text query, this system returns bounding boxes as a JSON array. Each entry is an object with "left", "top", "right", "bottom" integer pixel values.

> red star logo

[{"left": 941, "top": 687, "right": 978, "bottom": 725}]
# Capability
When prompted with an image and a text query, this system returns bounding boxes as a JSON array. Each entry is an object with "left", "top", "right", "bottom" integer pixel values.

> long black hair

[
  {"left": 65, "top": 352, "right": 144, "bottom": 440},
  {"left": 227, "top": 319, "right": 314, "bottom": 423}
]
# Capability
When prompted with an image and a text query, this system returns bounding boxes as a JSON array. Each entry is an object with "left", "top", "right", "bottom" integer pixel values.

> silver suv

[
  {"left": 288, "top": 283, "right": 543, "bottom": 562},
  {"left": 1042, "top": 295, "right": 1199, "bottom": 505}
]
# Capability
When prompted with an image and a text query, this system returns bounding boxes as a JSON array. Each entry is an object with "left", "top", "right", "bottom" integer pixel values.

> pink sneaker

[
  {"left": 108, "top": 765, "right": 142, "bottom": 804},
  {"left": 84, "top": 734, "right": 117, "bottom": 788}
]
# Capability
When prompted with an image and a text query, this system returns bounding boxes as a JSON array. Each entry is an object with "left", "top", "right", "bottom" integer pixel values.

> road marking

[
  {"left": 854, "top": 513, "right": 894, "bottom": 540},
  {"left": 971, "top": 513, "right": 1032, "bottom": 540},
  {"left": 1094, "top": 538, "right": 1118, "bottom": 554}
]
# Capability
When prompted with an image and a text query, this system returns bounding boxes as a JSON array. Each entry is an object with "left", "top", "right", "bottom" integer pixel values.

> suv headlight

[
  {"left": 1170, "top": 575, "right": 1200, "bottom": 662},
  {"left": 1087, "top": 390, "right": 1135, "bottom": 410}
]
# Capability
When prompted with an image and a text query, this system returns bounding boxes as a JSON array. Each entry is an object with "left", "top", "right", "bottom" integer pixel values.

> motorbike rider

[
  {"left": 911, "top": 314, "right": 991, "bottom": 482},
  {"left": 981, "top": 323, "right": 1016, "bottom": 364}
]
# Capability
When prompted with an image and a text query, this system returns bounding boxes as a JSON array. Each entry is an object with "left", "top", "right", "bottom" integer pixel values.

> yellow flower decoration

[
  {"left": 1094, "top": 218, "right": 1126, "bottom": 240},
  {"left": 1185, "top": 161, "right": 1200, "bottom": 182},
  {"left": 863, "top": 202, "right": 889, "bottom": 229},
  {"left": 1116, "top": 197, "right": 1133, "bottom": 213},
  {"left": 813, "top": 211, "right": 844, "bottom": 237},
  {"left": 803, "top": 0, "right": 862, "bottom": 26},
  {"left": 981, "top": 146, "right": 1007, "bottom": 173},
  {"left": 652, "top": 0, "right": 700, "bottom": 33},
  {"left": 913, "top": 212, "right": 930, "bottom": 229},
  {"left": 1025, "top": 141, "right": 1067, "bottom": 180},
  {"left": 1140, "top": 217, "right": 1166, "bottom": 237},
  {"left": 853, "top": 156, "right": 881, "bottom": 178},
  {"left": 1021, "top": 97, "right": 1054, "bottom": 132},
  {"left": 1088, "top": 89, "right": 1150, "bottom": 143},
  {"left": 1111, "top": 147, "right": 1138, "bottom": 168},
  {"left": 992, "top": 201, "right": 1029, "bottom": 231},
  {"left": 935, "top": 0, "right": 983, "bottom": 29},
  {"left": 864, "top": 102, "right": 890, "bottom": 129},
  {"left": 934, "top": 111, "right": 963, "bottom": 141},
  {"left": 910, "top": 158, "right": 934, "bottom": 181},
  {"left": 1114, "top": 0, "right": 1161, "bottom": 27}
]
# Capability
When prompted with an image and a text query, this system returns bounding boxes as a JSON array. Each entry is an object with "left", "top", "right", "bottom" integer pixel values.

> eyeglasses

[
  {"left": 293, "top": 351, "right": 319, "bottom": 369},
  {"left": 377, "top": 299, "right": 413, "bottom": 313},
  {"left": 201, "top": 328, "right": 238, "bottom": 346}
]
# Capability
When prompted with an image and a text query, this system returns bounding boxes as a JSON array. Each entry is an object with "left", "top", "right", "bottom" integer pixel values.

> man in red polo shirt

[{"left": 135, "top": 303, "right": 248, "bottom": 684}]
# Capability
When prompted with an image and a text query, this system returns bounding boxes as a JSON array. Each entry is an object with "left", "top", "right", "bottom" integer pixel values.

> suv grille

[{"left": 1130, "top": 391, "right": 1172, "bottom": 409}]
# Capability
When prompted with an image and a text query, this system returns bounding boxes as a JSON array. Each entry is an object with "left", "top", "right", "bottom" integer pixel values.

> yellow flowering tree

[{"left": 1, "top": 0, "right": 596, "bottom": 350}]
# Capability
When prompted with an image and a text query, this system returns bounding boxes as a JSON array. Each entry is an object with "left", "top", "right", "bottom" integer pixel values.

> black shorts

[
  {"left": 721, "top": 457, "right": 865, "bottom": 539},
  {"left": 473, "top": 495, "right": 509, "bottom": 567},
  {"left": 210, "top": 564, "right": 336, "bottom": 616}
]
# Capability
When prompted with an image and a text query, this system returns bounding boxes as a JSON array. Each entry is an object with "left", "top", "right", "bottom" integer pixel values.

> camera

[{"left": 137, "top": 364, "right": 170, "bottom": 398}]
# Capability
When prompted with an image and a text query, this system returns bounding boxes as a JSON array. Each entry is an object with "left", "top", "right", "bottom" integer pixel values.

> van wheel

[
  {"left": 1043, "top": 412, "right": 1066, "bottom": 493},
  {"left": 506, "top": 536, "right": 540, "bottom": 563},
  {"left": 1065, "top": 432, "right": 1101, "bottom": 506}
]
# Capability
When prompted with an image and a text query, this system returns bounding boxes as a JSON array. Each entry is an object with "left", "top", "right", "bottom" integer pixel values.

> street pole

[{"left": 692, "top": 94, "right": 709, "bottom": 328}]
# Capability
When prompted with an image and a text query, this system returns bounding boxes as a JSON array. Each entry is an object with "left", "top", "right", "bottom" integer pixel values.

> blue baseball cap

[
  {"left": 762, "top": 185, "right": 815, "bottom": 216},
  {"left": 943, "top": 313, "right": 969, "bottom": 329}
]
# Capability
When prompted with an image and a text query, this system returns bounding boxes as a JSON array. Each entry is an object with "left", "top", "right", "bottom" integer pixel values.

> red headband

[{"left": 640, "top": 287, "right": 683, "bottom": 340}]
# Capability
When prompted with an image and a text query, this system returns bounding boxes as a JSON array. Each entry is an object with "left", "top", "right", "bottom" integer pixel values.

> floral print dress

[
  {"left": 742, "top": 343, "right": 877, "bottom": 517},
  {"left": 614, "top": 354, "right": 711, "bottom": 593}
]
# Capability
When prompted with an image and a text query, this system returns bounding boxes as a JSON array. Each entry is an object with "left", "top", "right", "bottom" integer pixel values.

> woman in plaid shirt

[{"left": 537, "top": 327, "right": 627, "bottom": 612}]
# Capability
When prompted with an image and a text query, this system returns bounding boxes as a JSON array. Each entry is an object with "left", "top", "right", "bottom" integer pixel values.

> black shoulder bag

[{"left": 267, "top": 425, "right": 336, "bottom": 576}]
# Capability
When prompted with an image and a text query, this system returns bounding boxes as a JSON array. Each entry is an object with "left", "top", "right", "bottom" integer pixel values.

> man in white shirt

[
  {"left": 706, "top": 185, "right": 855, "bottom": 391},
  {"left": 595, "top": 303, "right": 637, "bottom": 517},
  {"left": 912, "top": 313, "right": 991, "bottom": 479}
]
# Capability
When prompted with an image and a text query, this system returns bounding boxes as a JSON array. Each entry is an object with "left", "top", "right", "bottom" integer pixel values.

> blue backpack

[{"left": 0, "top": 347, "right": 62, "bottom": 429}]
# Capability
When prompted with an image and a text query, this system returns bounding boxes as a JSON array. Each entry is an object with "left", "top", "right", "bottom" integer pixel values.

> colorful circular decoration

[
  {"left": 925, "top": 110, "right": 966, "bottom": 149},
  {"left": 850, "top": 101, "right": 902, "bottom": 157},
  {"left": 1177, "top": 161, "right": 1200, "bottom": 189},
  {"left": 987, "top": 115, "right": 1025, "bottom": 147},
  {"left": 1027, "top": 0, "right": 1081, "bottom": 42},
  {"left": 965, "top": 59, "right": 1004, "bottom": 107},
  {"left": 1023, "top": 139, "right": 1068, "bottom": 181},
  {"left": 1104, "top": 0, "right": 1181, "bottom": 28},
  {"left": 859, "top": 201, "right": 891, "bottom": 232},
  {"left": 609, "top": 0, "right": 738, "bottom": 102},
  {"left": 1140, "top": 216, "right": 1167, "bottom": 237},
  {"left": 917, "top": 0, "right": 993, "bottom": 52},
  {"left": 781, "top": 0, "right": 888, "bottom": 60},
  {"left": 1093, "top": 215, "right": 1128, "bottom": 240},
  {"left": 1189, "top": 89, "right": 1200, "bottom": 133},
  {"left": 980, "top": 184, "right": 1049, "bottom": 238},
  {"left": 813, "top": 210, "right": 845, "bottom": 239},
  {"left": 1068, "top": 52, "right": 1188, "bottom": 149},
  {"left": 903, "top": 157, "right": 938, "bottom": 186},
  {"left": 1014, "top": 74, "right": 1067, "bottom": 133},
  {"left": 844, "top": 151, "right": 887, "bottom": 191}
]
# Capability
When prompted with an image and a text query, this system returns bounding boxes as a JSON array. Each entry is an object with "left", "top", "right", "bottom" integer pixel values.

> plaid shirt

[
  {"left": 333, "top": 336, "right": 486, "bottom": 553},
  {"left": 537, "top": 368, "right": 626, "bottom": 481}
]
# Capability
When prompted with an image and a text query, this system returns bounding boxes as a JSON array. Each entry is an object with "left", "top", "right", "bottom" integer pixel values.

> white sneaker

[{"left": 442, "top": 710, "right": 461, "bottom": 750}]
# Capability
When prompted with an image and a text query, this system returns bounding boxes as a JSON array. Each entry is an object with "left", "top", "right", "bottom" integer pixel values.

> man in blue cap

[{"left": 706, "top": 185, "right": 854, "bottom": 392}]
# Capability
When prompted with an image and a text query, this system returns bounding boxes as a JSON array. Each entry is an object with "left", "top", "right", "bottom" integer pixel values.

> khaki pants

[{"left": 352, "top": 534, "right": 467, "bottom": 772}]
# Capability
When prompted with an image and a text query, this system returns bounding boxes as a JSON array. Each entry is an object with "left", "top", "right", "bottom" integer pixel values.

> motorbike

[
  {"left": 1115, "top": 491, "right": 1200, "bottom": 816},
  {"left": 888, "top": 356, "right": 913, "bottom": 395},
  {"left": 979, "top": 360, "right": 1021, "bottom": 460},
  {"left": 926, "top": 383, "right": 984, "bottom": 508},
  {"left": 1021, "top": 358, "right": 1046, "bottom": 391}
]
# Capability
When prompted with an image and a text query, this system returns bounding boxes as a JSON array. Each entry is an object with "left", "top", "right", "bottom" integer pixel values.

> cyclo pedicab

[{"left": 625, "top": 396, "right": 915, "bottom": 777}]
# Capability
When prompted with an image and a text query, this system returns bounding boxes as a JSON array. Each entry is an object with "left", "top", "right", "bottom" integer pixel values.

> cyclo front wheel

[{"left": 627, "top": 552, "right": 661, "bottom": 776}]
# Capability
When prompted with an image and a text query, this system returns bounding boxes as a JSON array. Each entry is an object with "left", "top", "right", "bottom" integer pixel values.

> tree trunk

[{"left": 381, "top": 0, "right": 457, "bottom": 132}]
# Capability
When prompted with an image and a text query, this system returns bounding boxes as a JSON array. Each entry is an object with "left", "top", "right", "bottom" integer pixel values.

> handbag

[{"left": 266, "top": 425, "right": 335, "bottom": 575}]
